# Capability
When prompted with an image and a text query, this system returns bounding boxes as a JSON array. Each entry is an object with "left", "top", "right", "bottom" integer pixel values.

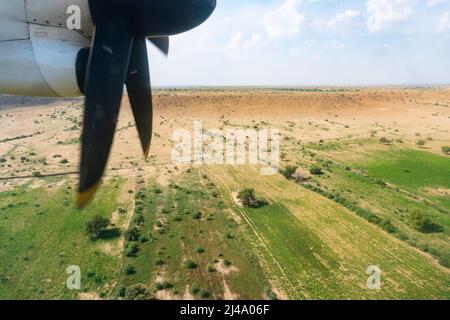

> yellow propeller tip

[
  {"left": 76, "top": 182, "right": 100, "bottom": 209},
  {"left": 144, "top": 146, "right": 151, "bottom": 160}
]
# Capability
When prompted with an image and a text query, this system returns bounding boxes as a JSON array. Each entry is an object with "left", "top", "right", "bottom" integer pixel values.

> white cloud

[
  {"left": 427, "top": 0, "right": 448, "bottom": 7},
  {"left": 366, "top": 0, "right": 413, "bottom": 33},
  {"left": 328, "top": 9, "right": 360, "bottom": 28},
  {"left": 311, "top": 8, "right": 360, "bottom": 34},
  {"left": 436, "top": 11, "right": 450, "bottom": 33},
  {"left": 243, "top": 34, "right": 266, "bottom": 50},
  {"left": 264, "top": 0, "right": 305, "bottom": 38},
  {"left": 228, "top": 32, "right": 243, "bottom": 50}
]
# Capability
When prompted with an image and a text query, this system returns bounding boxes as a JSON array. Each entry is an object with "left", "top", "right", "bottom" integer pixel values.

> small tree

[
  {"left": 280, "top": 165, "right": 298, "bottom": 179},
  {"left": 379, "top": 137, "right": 391, "bottom": 144},
  {"left": 309, "top": 166, "right": 323, "bottom": 175},
  {"left": 408, "top": 210, "right": 433, "bottom": 233},
  {"left": 125, "top": 226, "right": 140, "bottom": 242},
  {"left": 237, "top": 188, "right": 258, "bottom": 207},
  {"left": 416, "top": 140, "right": 426, "bottom": 147},
  {"left": 86, "top": 215, "right": 110, "bottom": 240},
  {"left": 442, "top": 146, "right": 450, "bottom": 155}
]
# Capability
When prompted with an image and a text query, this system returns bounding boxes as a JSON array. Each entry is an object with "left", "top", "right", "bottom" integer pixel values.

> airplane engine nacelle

[{"left": 0, "top": 0, "right": 92, "bottom": 97}]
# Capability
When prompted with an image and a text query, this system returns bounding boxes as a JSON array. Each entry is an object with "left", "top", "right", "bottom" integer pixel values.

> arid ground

[{"left": 0, "top": 88, "right": 449, "bottom": 300}]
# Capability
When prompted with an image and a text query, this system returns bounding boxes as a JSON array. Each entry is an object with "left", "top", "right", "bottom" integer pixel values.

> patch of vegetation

[
  {"left": 237, "top": 188, "right": 268, "bottom": 208},
  {"left": 280, "top": 165, "right": 298, "bottom": 179},
  {"left": 86, "top": 216, "right": 110, "bottom": 240},
  {"left": 309, "top": 166, "right": 323, "bottom": 175},
  {"left": 442, "top": 146, "right": 450, "bottom": 155}
]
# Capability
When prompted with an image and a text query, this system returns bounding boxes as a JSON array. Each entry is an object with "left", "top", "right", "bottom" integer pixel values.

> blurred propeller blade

[
  {"left": 126, "top": 37, "right": 154, "bottom": 159},
  {"left": 149, "top": 36, "right": 169, "bottom": 56},
  {"left": 77, "top": 17, "right": 133, "bottom": 208}
]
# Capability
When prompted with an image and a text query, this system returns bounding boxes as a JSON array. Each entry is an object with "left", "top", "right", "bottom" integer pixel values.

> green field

[
  {"left": 0, "top": 148, "right": 449, "bottom": 299},
  {"left": 0, "top": 180, "right": 123, "bottom": 299},
  {"left": 207, "top": 165, "right": 450, "bottom": 299}
]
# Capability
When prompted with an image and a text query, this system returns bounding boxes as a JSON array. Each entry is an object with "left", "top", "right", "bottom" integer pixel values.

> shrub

[
  {"left": 416, "top": 140, "right": 426, "bottom": 147},
  {"left": 380, "top": 219, "right": 397, "bottom": 234},
  {"left": 155, "top": 281, "right": 173, "bottom": 291},
  {"left": 309, "top": 166, "right": 323, "bottom": 175},
  {"left": 280, "top": 165, "right": 298, "bottom": 179},
  {"left": 442, "top": 146, "right": 450, "bottom": 155},
  {"left": 408, "top": 210, "right": 433, "bottom": 233},
  {"left": 155, "top": 258, "right": 165, "bottom": 266},
  {"left": 193, "top": 211, "right": 202, "bottom": 220},
  {"left": 126, "top": 284, "right": 151, "bottom": 300},
  {"left": 32, "top": 171, "right": 42, "bottom": 177},
  {"left": 59, "top": 159, "right": 69, "bottom": 164},
  {"left": 237, "top": 188, "right": 268, "bottom": 208},
  {"left": 199, "top": 289, "right": 210, "bottom": 298},
  {"left": 133, "top": 213, "right": 145, "bottom": 226},
  {"left": 125, "top": 242, "right": 139, "bottom": 257},
  {"left": 223, "top": 260, "right": 232, "bottom": 267},
  {"left": 206, "top": 265, "right": 216, "bottom": 273},
  {"left": 116, "top": 284, "right": 127, "bottom": 297},
  {"left": 191, "top": 287, "right": 200, "bottom": 295},
  {"left": 125, "top": 227, "right": 140, "bottom": 242},
  {"left": 124, "top": 264, "right": 136, "bottom": 275},
  {"left": 379, "top": 137, "right": 391, "bottom": 144},
  {"left": 85, "top": 216, "right": 110, "bottom": 240},
  {"left": 184, "top": 260, "right": 198, "bottom": 269},
  {"left": 138, "top": 235, "right": 149, "bottom": 243},
  {"left": 195, "top": 247, "right": 205, "bottom": 254}
]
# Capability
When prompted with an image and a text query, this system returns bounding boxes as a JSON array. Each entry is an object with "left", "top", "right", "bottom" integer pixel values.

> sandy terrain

[{"left": 1, "top": 88, "right": 449, "bottom": 192}]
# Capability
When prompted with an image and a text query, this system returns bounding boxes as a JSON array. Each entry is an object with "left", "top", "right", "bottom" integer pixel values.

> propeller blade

[
  {"left": 149, "top": 36, "right": 169, "bottom": 56},
  {"left": 126, "top": 36, "right": 153, "bottom": 159},
  {"left": 77, "top": 17, "right": 133, "bottom": 208}
]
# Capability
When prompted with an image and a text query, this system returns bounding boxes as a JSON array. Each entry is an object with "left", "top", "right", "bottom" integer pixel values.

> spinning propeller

[{"left": 77, "top": 0, "right": 216, "bottom": 207}]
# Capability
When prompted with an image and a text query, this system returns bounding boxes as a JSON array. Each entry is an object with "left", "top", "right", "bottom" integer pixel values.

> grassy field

[
  {"left": 0, "top": 179, "right": 124, "bottom": 299},
  {"left": 206, "top": 165, "right": 450, "bottom": 299},
  {"left": 288, "top": 141, "right": 450, "bottom": 268},
  {"left": 118, "top": 171, "right": 270, "bottom": 300},
  {"left": 1, "top": 88, "right": 450, "bottom": 300}
]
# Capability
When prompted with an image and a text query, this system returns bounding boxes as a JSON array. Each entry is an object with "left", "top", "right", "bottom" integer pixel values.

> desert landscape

[{"left": 0, "top": 87, "right": 449, "bottom": 299}]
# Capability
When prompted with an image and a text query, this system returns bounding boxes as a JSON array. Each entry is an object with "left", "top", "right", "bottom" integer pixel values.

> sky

[{"left": 148, "top": 0, "right": 450, "bottom": 87}]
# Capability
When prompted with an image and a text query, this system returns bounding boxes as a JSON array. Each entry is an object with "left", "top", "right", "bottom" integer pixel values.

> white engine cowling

[{"left": 0, "top": 0, "right": 92, "bottom": 97}]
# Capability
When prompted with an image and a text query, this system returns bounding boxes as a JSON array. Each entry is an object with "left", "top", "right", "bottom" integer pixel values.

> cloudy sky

[{"left": 148, "top": 0, "right": 450, "bottom": 87}]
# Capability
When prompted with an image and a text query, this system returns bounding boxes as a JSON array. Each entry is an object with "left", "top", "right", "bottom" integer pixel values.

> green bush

[
  {"left": 125, "top": 227, "right": 140, "bottom": 242},
  {"left": 193, "top": 211, "right": 202, "bottom": 220},
  {"left": 280, "top": 165, "right": 298, "bottom": 179},
  {"left": 155, "top": 281, "right": 173, "bottom": 291},
  {"left": 416, "top": 139, "right": 426, "bottom": 147},
  {"left": 125, "top": 284, "right": 151, "bottom": 300},
  {"left": 155, "top": 258, "right": 165, "bottom": 266},
  {"left": 195, "top": 247, "right": 205, "bottom": 254},
  {"left": 116, "top": 284, "right": 127, "bottom": 297},
  {"left": 85, "top": 216, "right": 110, "bottom": 240},
  {"left": 125, "top": 242, "right": 139, "bottom": 257},
  {"left": 442, "top": 146, "right": 450, "bottom": 155},
  {"left": 379, "top": 137, "right": 391, "bottom": 144},
  {"left": 407, "top": 210, "right": 434, "bottom": 233},
  {"left": 184, "top": 260, "right": 198, "bottom": 269},
  {"left": 309, "top": 166, "right": 323, "bottom": 175},
  {"left": 237, "top": 188, "right": 268, "bottom": 208},
  {"left": 199, "top": 289, "right": 210, "bottom": 298},
  {"left": 124, "top": 264, "right": 136, "bottom": 275}
]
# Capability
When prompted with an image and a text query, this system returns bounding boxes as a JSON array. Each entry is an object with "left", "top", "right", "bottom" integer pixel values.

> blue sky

[{"left": 149, "top": 0, "right": 450, "bottom": 86}]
